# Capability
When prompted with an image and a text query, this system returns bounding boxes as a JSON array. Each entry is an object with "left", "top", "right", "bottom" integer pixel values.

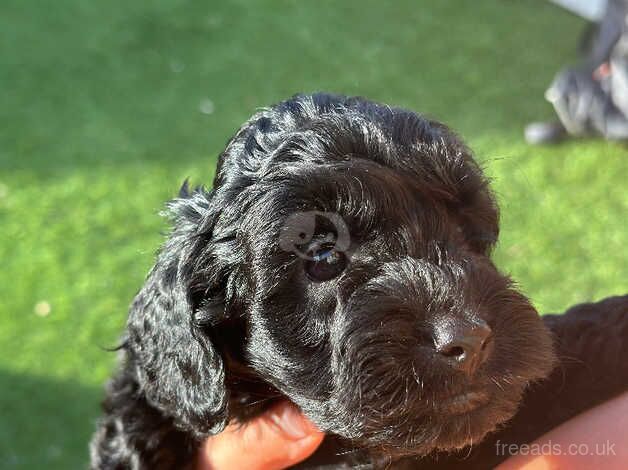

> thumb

[{"left": 197, "top": 401, "right": 325, "bottom": 470}]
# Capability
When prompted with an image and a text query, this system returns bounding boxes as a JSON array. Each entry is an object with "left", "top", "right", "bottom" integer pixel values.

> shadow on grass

[{"left": 0, "top": 369, "right": 103, "bottom": 470}]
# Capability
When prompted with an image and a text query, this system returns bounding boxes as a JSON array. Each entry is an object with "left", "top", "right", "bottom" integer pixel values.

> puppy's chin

[
  {"left": 344, "top": 391, "right": 512, "bottom": 455},
  {"left": 340, "top": 383, "right": 527, "bottom": 459},
  {"left": 427, "top": 389, "right": 523, "bottom": 452}
]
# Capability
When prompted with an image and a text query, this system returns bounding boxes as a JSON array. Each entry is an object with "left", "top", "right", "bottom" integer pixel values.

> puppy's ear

[
  {"left": 422, "top": 125, "right": 500, "bottom": 253},
  {"left": 447, "top": 159, "right": 499, "bottom": 254},
  {"left": 126, "top": 183, "right": 230, "bottom": 437}
]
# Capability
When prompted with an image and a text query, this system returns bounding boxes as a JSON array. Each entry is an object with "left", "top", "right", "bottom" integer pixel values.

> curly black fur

[{"left": 90, "top": 93, "right": 628, "bottom": 469}]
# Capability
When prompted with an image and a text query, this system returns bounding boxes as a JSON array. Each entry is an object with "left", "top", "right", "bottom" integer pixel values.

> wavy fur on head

[{"left": 90, "top": 93, "right": 628, "bottom": 469}]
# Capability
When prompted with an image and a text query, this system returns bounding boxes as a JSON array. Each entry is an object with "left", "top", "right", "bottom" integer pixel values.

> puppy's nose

[{"left": 433, "top": 319, "right": 492, "bottom": 375}]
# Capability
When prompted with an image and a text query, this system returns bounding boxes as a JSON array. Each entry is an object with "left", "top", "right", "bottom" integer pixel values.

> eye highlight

[{"left": 304, "top": 244, "right": 348, "bottom": 282}]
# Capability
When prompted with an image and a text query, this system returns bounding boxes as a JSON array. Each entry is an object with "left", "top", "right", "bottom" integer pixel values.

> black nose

[{"left": 433, "top": 319, "right": 493, "bottom": 375}]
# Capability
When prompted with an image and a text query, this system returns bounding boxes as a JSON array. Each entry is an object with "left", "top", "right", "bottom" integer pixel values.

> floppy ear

[
  {"left": 126, "top": 184, "right": 229, "bottom": 438},
  {"left": 448, "top": 159, "right": 500, "bottom": 254},
  {"left": 420, "top": 124, "right": 500, "bottom": 253}
]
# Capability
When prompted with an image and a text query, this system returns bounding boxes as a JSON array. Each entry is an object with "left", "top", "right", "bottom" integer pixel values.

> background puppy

[{"left": 90, "top": 93, "right": 628, "bottom": 469}]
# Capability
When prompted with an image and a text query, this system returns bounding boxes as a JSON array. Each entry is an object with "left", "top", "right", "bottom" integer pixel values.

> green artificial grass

[{"left": 1, "top": 1, "right": 626, "bottom": 468}]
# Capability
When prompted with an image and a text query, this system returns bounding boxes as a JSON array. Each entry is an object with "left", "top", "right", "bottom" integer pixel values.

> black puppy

[{"left": 90, "top": 93, "right": 628, "bottom": 469}]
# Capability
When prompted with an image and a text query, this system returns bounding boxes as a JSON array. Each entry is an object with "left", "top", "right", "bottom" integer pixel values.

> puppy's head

[{"left": 126, "top": 94, "right": 555, "bottom": 457}]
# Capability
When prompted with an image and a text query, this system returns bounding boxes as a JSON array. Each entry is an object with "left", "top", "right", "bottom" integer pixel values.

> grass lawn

[{"left": 1, "top": 1, "right": 626, "bottom": 468}]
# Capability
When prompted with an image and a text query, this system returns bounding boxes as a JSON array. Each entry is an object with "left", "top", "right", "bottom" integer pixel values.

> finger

[{"left": 197, "top": 402, "right": 324, "bottom": 470}]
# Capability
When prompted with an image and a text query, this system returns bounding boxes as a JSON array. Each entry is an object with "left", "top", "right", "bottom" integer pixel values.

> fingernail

[{"left": 271, "top": 403, "right": 317, "bottom": 440}]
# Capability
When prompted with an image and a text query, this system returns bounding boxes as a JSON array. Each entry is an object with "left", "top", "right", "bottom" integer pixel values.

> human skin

[
  {"left": 196, "top": 401, "right": 324, "bottom": 470},
  {"left": 198, "top": 392, "right": 628, "bottom": 470},
  {"left": 496, "top": 391, "right": 628, "bottom": 470}
]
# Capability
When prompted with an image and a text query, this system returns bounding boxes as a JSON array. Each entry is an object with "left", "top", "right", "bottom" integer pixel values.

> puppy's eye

[{"left": 304, "top": 245, "right": 348, "bottom": 282}]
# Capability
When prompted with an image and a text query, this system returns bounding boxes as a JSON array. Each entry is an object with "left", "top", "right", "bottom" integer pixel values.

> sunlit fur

[{"left": 90, "top": 94, "right": 628, "bottom": 469}]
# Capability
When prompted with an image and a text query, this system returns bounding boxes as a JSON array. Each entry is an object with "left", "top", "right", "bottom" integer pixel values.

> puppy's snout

[{"left": 433, "top": 319, "right": 493, "bottom": 375}]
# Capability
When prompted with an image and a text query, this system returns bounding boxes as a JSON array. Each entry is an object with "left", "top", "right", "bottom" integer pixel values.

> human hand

[{"left": 196, "top": 401, "right": 324, "bottom": 470}]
